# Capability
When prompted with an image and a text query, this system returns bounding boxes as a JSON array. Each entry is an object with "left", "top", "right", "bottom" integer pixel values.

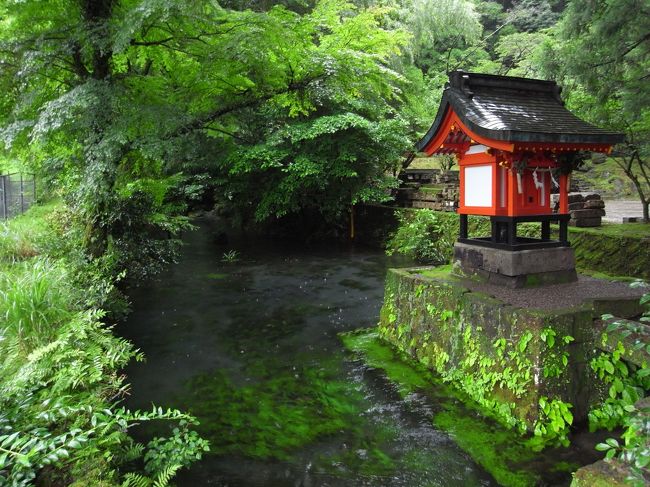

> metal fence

[{"left": 0, "top": 173, "right": 36, "bottom": 220}]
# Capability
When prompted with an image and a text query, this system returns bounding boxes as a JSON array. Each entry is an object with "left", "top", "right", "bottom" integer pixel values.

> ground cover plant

[{"left": 0, "top": 206, "right": 208, "bottom": 486}]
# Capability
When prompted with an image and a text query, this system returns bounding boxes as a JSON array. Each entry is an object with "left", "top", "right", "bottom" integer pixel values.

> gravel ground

[
  {"left": 462, "top": 275, "right": 646, "bottom": 311},
  {"left": 603, "top": 199, "right": 645, "bottom": 223}
]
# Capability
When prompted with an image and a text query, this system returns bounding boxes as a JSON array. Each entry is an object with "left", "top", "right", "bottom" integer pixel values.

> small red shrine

[{"left": 417, "top": 72, "right": 623, "bottom": 285}]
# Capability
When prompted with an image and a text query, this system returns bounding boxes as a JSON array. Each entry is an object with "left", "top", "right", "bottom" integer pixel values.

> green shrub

[
  {"left": 386, "top": 209, "right": 542, "bottom": 264},
  {"left": 0, "top": 258, "right": 209, "bottom": 486},
  {"left": 593, "top": 287, "right": 650, "bottom": 486},
  {"left": 0, "top": 206, "right": 208, "bottom": 486},
  {"left": 386, "top": 210, "right": 456, "bottom": 264}
]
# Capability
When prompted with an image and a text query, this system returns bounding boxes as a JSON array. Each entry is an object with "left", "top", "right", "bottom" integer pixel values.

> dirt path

[{"left": 603, "top": 199, "right": 645, "bottom": 223}]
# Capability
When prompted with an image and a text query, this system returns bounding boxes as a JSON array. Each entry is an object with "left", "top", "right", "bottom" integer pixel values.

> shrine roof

[{"left": 416, "top": 71, "right": 624, "bottom": 151}]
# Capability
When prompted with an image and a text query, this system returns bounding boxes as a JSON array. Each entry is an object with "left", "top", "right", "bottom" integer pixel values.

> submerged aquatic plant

[
  {"left": 185, "top": 357, "right": 362, "bottom": 460},
  {"left": 221, "top": 250, "right": 240, "bottom": 263}
]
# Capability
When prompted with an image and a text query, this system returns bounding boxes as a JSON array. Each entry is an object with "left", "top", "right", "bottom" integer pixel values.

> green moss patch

[
  {"left": 184, "top": 356, "right": 362, "bottom": 460},
  {"left": 415, "top": 264, "right": 455, "bottom": 281},
  {"left": 572, "top": 222, "right": 650, "bottom": 239},
  {"left": 569, "top": 227, "right": 650, "bottom": 280},
  {"left": 341, "top": 328, "right": 545, "bottom": 487},
  {"left": 340, "top": 328, "right": 437, "bottom": 396},
  {"left": 205, "top": 273, "right": 228, "bottom": 279}
]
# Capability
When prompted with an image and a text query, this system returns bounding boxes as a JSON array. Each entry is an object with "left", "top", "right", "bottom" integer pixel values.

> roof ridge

[{"left": 448, "top": 70, "right": 562, "bottom": 102}]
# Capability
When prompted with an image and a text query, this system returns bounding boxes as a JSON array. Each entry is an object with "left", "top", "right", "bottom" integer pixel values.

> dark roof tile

[{"left": 416, "top": 71, "right": 624, "bottom": 151}]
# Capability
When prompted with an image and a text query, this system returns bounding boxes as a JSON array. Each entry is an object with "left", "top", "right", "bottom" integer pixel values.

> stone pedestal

[{"left": 453, "top": 242, "right": 577, "bottom": 288}]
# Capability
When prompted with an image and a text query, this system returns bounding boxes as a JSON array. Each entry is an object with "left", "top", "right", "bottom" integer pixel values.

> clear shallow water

[{"left": 120, "top": 220, "right": 598, "bottom": 486}]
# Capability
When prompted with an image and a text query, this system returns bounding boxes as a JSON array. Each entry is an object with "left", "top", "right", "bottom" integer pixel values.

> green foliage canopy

[{"left": 0, "top": 0, "right": 415, "bottom": 243}]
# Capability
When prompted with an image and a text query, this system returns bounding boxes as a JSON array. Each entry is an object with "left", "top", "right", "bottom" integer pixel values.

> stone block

[
  {"left": 377, "top": 266, "right": 648, "bottom": 433},
  {"left": 568, "top": 202, "right": 585, "bottom": 210},
  {"left": 453, "top": 243, "right": 576, "bottom": 277},
  {"left": 591, "top": 298, "right": 645, "bottom": 320},
  {"left": 592, "top": 153, "right": 607, "bottom": 164},
  {"left": 584, "top": 199, "right": 605, "bottom": 209},
  {"left": 570, "top": 209, "right": 606, "bottom": 218},
  {"left": 570, "top": 217, "right": 602, "bottom": 227},
  {"left": 568, "top": 193, "right": 584, "bottom": 203},
  {"left": 585, "top": 193, "right": 602, "bottom": 201}
]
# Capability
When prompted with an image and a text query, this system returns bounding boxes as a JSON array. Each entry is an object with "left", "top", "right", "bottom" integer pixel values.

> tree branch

[{"left": 590, "top": 33, "right": 650, "bottom": 68}]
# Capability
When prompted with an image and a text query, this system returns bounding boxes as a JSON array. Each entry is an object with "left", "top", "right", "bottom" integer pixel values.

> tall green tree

[
  {"left": 0, "top": 0, "right": 412, "bottom": 264},
  {"left": 540, "top": 0, "right": 650, "bottom": 221}
]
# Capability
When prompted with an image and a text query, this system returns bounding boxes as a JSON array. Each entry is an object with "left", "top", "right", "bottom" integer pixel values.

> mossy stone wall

[
  {"left": 378, "top": 267, "right": 606, "bottom": 439},
  {"left": 569, "top": 229, "right": 650, "bottom": 280}
]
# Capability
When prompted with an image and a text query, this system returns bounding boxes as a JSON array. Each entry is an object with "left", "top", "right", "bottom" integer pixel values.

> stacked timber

[
  {"left": 568, "top": 193, "right": 606, "bottom": 227},
  {"left": 396, "top": 170, "right": 459, "bottom": 211},
  {"left": 552, "top": 193, "right": 606, "bottom": 227}
]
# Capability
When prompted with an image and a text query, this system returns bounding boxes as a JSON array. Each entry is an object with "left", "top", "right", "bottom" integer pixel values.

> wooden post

[
  {"left": 507, "top": 170, "right": 517, "bottom": 217},
  {"left": 459, "top": 214, "right": 468, "bottom": 239},
  {"left": 559, "top": 218, "right": 568, "bottom": 246},
  {"left": 559, "top": 173, "right": 569, "bottom": 214},
  {"left": 541, "top": 220, "right": 551, "bottom": 241},
  {"left": 507, "top": 219, "right": 517, "bottom": 247}
]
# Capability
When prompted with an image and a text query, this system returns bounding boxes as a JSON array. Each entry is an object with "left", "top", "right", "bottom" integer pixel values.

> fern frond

[
  {"left": 153, "top": 464, "right": 181, "bottom": 487},
  {"left": 122, "top": 472, "right": 152, "bottom": 487}
]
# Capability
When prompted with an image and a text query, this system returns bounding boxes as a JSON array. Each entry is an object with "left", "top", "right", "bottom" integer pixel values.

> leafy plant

[
  {"left": 591, "top": 289, "right": 650, "bottom": 485},
  {"left": 221, "top": 250, "right": 240, "bottom": 263},
  {"left": 594, "top": 402, "right": 650, "bottom": 487},
  {"left": 386, "top": 210, "right": 455, "bottom": 264},
  {"left": 0, "top": 220, "right": 208, "bottom": 486}
]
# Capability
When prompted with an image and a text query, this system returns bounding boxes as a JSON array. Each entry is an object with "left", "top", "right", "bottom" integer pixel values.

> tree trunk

[
  {"left": 82, "top": 0, "right": 113, "bottom": 80},
  {"left": 614, "top": 153, "right": 649, "bottom": 223}
]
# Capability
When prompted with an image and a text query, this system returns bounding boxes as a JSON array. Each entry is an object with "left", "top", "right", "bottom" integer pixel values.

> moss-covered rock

[{"left": 570, "top": 459, "right": 631, "bottom": 487}]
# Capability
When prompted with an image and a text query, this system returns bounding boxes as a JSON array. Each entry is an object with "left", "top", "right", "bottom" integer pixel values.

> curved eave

[
  {"left": 416, "top": 93, "right": 452, "bottom": 152},
  {"left": 416, "top": 90, "right": 626, "bottom": 152}
]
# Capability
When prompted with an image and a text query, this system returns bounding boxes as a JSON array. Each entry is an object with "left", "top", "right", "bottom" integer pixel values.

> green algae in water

[
  {"left": 340, "top": 328, "right": 541, "bottom": 487},
  {"left": 340, "top": 328, "right": 433, "bottom": 396},
  {"left": 433, "top": 413, "right": 537, "bottom": 487},
  {"left": 183, "top": 356, "right": 365, "bottom": 460},
  {"left": 314, "top": 423, "right": 400, "bottom": 478},
  {"left": 206, "top": 273, "right": 228, "bottom": 279},
  {"left": 338, "top": 278, "right": 376, "bottom": 291}
]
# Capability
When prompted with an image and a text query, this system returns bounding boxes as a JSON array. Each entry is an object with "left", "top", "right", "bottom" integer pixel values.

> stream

[{"left": 121, "top": 219, "right": 598, "bottom": 486}]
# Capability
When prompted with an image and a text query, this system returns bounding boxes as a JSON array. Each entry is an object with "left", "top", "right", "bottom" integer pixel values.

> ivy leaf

[{"left": 595, "top": 442, "right": 612, "bottom": 451}]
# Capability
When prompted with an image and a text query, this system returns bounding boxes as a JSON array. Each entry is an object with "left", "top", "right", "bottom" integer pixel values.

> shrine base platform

[{"left": 452, "top": 242, "right": 578, "bottom": 288}]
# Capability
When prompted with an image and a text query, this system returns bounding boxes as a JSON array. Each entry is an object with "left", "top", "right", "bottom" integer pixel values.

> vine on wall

[
  {"left": 590, "top": 288, "right": 650, "bottom": 485},
  {"left": 379, "top": 278, "right": 576, "bottom": 449}
]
